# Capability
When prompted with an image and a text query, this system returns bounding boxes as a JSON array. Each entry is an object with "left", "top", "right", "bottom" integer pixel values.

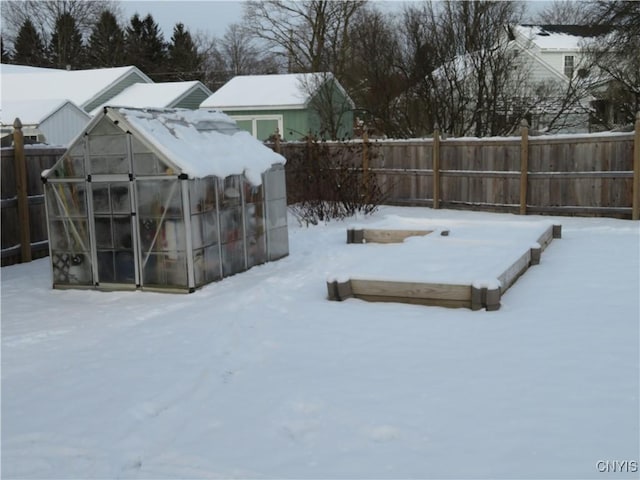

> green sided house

[{"left": 200, "top": 73, "right": 355, "bottom": 141}]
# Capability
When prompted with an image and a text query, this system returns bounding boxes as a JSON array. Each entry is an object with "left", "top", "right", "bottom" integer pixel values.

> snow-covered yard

[{"left": 2, "top": 206, "right": 638, "bottom": 479}]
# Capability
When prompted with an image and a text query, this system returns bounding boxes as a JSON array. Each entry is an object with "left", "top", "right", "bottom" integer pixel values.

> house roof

[
  {"left": 89, "top": 81, "right": 212, "bottom": 116},
  {"left": 515, "top": 25, "right": 610, "bottom": 51},
  {"left": 200, "top": 72, "right": 355, "bottom": 111},
  {"left": 0, "top": 99, "right": 90, "bottom": 126},
  {"left": 1, "top": 65, "right": 153, "bottom": 110},
  {"left": 73, "top": 107, "right": 285, "bottom": 183}
]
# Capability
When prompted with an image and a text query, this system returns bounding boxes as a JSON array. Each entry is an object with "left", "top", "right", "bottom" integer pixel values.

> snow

[
  {"left": 516, "top": 25, "right": 586, "bottom": 51},
  {"left": 114, "top": 107, "right": 285, "bottom": 183},
  {"left": 2, "top": 66, "right": 152, "bottom": 109},
  {"left": 336, "top": 216, "right": 553, "bottom": 285},
  {"left": 0, "top": 99, "right": 89, "bottom": 126},
  {"left": 2, "top": 206, "right": 638, "bottom": 479},
  {"left": 90, "top": 82, "right": 210, "bottom": 116},
  {"left": 200, "top": 73, "right": 334, "bottom": 110}
]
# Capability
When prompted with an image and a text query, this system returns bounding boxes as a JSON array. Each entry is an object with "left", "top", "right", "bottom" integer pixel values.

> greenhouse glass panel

[
  {"left": 268, "top": 227, "right": 289, "bottom": 260},
  {"left": 204, "top": 245, "right": 222, "bottom": 282},
  {"left": 201, "top": 210, "right": 219, "bottom": 247},
  {"left": 51, "top": 154, "right": 85, "bottom": 178},
  {"left": 221, "top": 240, "right": 245, "bottom": 276},
  {"left": 247, "top": 234, "right": 266, "bottom": 267},
  {"left": 245, "top": 202, "right": 265, "bottom": 238},
  {"left": 51, "top": 252, "right": 93, "bottom": 285},
  {"left": 94, "top": 217, "right": 112, "bottom": 248},
  {"left": 88, "top": 134, "right": 127, "bottom": 156},
  {"left": 264, "top": 167, "right": 286, "bottom": 201},
  {"left": 141, "top": 253, "right": 188, "bottom": 287},
  {"left": 48, "top": 219, "right": 90, "bottom": 252},
  {"left": 193, "top": 249, "right": 205, "bottom": 286},
  {"left": 111, "top": 184, "right": 130, "bottom": 213},
  {"left": 267, "top": 199, "right": 288, "bottom": 230},
  {"left": 137, "top": 180, "right": 182, "bottom": 217},
  {"left": 46, "top": 183, "right": 87, "bottom": 217},
  {"left": 90, "top": 154, "right": 129, "bottom": 175}
]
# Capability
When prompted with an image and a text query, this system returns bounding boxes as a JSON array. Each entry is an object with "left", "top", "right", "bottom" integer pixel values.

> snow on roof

[
  {"left": 2, "top": 66, "right": 152, "bottom": 109},
  {"left": 0, "top": 99, "right": 89, "bottom": 126},
  {"left": 200, "top": 72, "right": 352, "bottom": 110},
  {"left": 90, "top": 81, "right": 211, "bottom": 116},
  {"left": 515, "top": 25, "right": 602, "bottom": 51},
  {"left": 109, "top": 107, "right": 285, "bottom": 183}
]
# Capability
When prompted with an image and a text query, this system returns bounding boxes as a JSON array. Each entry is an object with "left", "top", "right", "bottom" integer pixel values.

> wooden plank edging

[{"left": 329, "top": 224, "right": 562, "bottom": 311}]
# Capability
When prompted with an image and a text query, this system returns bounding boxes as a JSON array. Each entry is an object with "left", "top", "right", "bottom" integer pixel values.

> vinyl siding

[
  {"left": 83, "top": 72, "right": 152, "bottom": 113},
  {"left": 38, "top": 105, "right": 90, "bottom": 146}
]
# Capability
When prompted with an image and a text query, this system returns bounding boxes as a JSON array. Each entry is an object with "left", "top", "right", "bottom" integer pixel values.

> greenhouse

[{"left": 42, "top": 107, "right": 288, "bottom": 293}]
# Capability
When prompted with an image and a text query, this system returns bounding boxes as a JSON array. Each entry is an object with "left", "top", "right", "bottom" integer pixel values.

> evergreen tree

[
  {"left": 125, "top": 13, "right": 168, "bottom": 80},
  {"left": 1, "top": 37, "right": 11, "bottom": 64},
  {"left": 167, "top": 22, "right": 203, "bottom": 81},
  {"left": 49, "top": 12, "right": 85, "bottom": 69},
  {"left": 12, "top": 18, "right": 48, "bottom": 66},
  {"left": 87, "top": 9, "right": 126, "bottom": 67}
]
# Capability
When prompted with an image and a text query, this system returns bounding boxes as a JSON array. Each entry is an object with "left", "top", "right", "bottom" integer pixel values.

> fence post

[
  {"left": 13, "top": 118, "right": 32, "bottom": 263},
  {"left": 274, "top": 127, "right": 281, "bottom": 154},
  {"left": 632, "top": 111, "right": 640, "bottom": 220},
  {"left": 519, "top": 119, "right": 529, "bottom": 215},
  {"left": 432, "top": 123, "right": 441, "bottom": 209},
  {"left": 362, "top": 128, "right": 369, "bottom": 202}
]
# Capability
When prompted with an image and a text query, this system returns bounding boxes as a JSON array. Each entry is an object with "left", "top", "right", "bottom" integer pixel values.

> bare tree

[
  {"left": 1, "top": 0, "right": 120, "bottom": 48},
  {"left": 535, "top": 0, "right": 594, "bottom": 24},
  {"left": 393, "top": 1, "right": 529, "bottom": 138},
  {"left": 242, "top": 0, "right": 366, "bottom": 76},
  {"left": 581, "top": 0, "right": 640, "bottom": 127},
  {"left": 346, "top": 5, "right": 406, "bottom": 137},
  {"left": 298, "top": 72, "right": 355, "bottom": 140}
]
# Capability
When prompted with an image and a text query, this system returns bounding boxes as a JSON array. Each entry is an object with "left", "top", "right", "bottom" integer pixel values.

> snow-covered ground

[{"left": 2, "top": 207, "right": 639, "bottom": 479}]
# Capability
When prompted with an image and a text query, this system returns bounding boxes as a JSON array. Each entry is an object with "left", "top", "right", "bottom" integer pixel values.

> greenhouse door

[{"left": 91, "top": 180, "right": 138, "bottom": 286}]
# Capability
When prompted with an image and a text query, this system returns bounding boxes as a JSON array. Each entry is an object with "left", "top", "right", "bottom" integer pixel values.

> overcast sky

[{"left": 120, "top": 0, "right": 550, "bottom": 42}]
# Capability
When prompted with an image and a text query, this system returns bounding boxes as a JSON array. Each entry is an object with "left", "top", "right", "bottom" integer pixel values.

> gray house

[
  {"left": 90, "top": 81, "right": 213, "bottom": 115},
  {"left": 42, "top": 107, "right": 288, "bottom": 293}
]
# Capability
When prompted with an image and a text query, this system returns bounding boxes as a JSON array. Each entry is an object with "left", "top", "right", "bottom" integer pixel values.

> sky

[
  {"left": 120, "top": 0, "right": 247, "bottom": 39},
  {"left": 119, "top": 1, "right": 552, "bottom": 41}
]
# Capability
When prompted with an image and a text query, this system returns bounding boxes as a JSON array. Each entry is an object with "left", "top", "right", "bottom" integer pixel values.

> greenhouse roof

[{"left": 105, "top": 107, "right": 285, "bottom": 183}]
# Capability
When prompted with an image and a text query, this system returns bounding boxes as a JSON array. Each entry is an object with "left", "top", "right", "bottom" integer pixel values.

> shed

[
  {"left": 1, "top": 99, "right": 91, "bottom": 146},
  {"left": 42, "top": 107, "right": 288, "bottom": 293},
  {"left": 90, "top": 81, "right": 213, "bottom": 116},
  {"left": 200, "top": 73, "right": 355, "bottom": 141}
]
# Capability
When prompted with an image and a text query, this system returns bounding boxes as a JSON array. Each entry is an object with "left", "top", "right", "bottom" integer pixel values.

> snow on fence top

[{"left": 113, "top": 107, "right": 285, "bottom": 184}]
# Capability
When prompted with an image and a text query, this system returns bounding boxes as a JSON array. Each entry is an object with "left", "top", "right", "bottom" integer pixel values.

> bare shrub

[{"left": 283, "top": 137, "right": 386, "bottom": 226}]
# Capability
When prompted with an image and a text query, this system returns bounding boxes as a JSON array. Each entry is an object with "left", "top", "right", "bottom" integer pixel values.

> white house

[{"left": 0, "top": 99, "right": 91, "bottom": 146}]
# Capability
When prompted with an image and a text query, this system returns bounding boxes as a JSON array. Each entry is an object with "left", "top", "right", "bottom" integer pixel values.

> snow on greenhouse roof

[
  {"left": 90, "top": 81, "right": 211, "bottom": 116},
  {"left": 2, "top": 66, "right": 152, "bottom": 109},
  {"left": 200, "top": 72, "right": 354, "bottom": 110},
  {"left": 0, "top": 99, "right": 89, "bottom": 126},
  {"left": 109, "top": 107, "right": 285, "bottom": 183}
]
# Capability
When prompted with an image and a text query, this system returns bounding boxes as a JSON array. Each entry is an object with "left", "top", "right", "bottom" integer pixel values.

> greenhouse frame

[{"left": 42, "top": 107, "right": 288, "bottom": 293}]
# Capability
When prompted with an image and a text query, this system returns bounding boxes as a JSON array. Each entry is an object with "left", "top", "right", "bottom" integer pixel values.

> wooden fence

[
  {"left": 1, "top": 122, "right": 65, "bottom": 266},
  {"left": 277, "top": 112, "right": 640, "bottom": 220},
  {"left": 2, "top": 114, "right": 639, "bottom": 267}
]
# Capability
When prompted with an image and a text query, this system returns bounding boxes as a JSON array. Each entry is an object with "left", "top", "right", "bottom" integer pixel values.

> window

[{"left": 564, "top": 55, "right": 575, "bottom": 78}]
